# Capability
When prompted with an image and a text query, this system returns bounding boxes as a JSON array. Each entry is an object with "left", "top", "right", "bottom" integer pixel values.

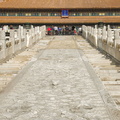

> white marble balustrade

[
  {"left": 0, "top": 25, "right": 46, "bottom": 61},
  {"left": 82, "top": 25, "right": 120, "bottom": 61}
]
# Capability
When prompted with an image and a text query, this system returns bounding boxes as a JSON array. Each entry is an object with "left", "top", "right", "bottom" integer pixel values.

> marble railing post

[
  {"left": 94, "top": 25, "right": 98, "bottom": 36},
  {"left": 36, "top": 26, "right": 40, "bottom": 41},
  {"left": 14, "top": 29, "right": 18, "bottom": 40},
  {"left": 88, "top": 26, "right": 90, "bottom": 38},
  {"left": 107, "top": 28, "right": 114, "bottom": 46},
  {"left": 17, "top": 26, "right": 21, "bottom": 50},
  {"left": 98, "top": 28, "right": 102, "bottom": 41},
  {"left": 39, "top": 26, "right": 42, "bottom": 39},
  {"left": 82, "top": 25, "right": 88, "bottom": 39},
  {"left": 27, "top": 27, "right": 33, "bottom": 47},
  {"left": 3, "top": 25, "right": 9, "bottom": 32},
  {"left": 92, "top": 27, "right": 94, "bottom": 36},
  {"left": 44, "top": 25, "right": 46, "bottom": 36},
  {"left": 42, "top": 25, "right": 46, "bottom": 37},
  {"left": 26, "top": 30, "right": 30, "bottom": 47},
  {"left": 36, "top": 26, "right": 39, "bottom": 41},
  {"left": 20, "top": 26, "right": 24, "bottom": 49},
  {"left": 94, "top": 25, "right": 98, "bottom": 46},
  {"left": 23, "top": 28, "right": 26, "bottom": 41},
  {"left": 81, "top": 25, "right": 84, "bottom": 38},
  {"left": 115, "top": 30, "right": 120, "bottom": 39},
  {"left": 107, "top": 25, "right": 111, "bottom": 30},
  {"left": 38, "top": 26, "right": 40, "bottom": 40},
  {"left": 20, "top": 26, "right": 24, "bottom": 39},
  {"left": 90, "top": 26, "right": 93, "bottom": 41},
  {"left": 102, "top": 26, "right": 107, "bottom": 43},
  {"left": 31, "top": 26, "right": 35, "bottom": 44},
  {"left": 87, "top": 26, "right": 89, "bottom": 40},
  {"left": 114, "top": 30, "right": 120, "bottom": 49},
  {"left": 35, "top": 26, "right": 38, "bottom": 42},
  {"left": 10, "top": 30, "right": 15, "bottom": 54},
  {"left": 28, "top": 28, "right": 32, "bottom": 47},
  {"left": 0, "top": 30, "right": 6, "bottom": 59},
  {"left": 40, "top": 26, "right": 42, "bottom": 37},
  {"left": 40, "top": 25, "right": 46, "bottom": 38},
  {"left": 86, "top": 26, "right": 88, "bottom": 39},
  {"left": 23, "top": 29, "right": 26, "bottom": 40}
]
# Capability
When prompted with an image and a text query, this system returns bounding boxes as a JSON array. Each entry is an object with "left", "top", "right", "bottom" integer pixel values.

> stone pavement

[
  {"left": 76, "top": 36, "right": 120, "bottom": 109},
  {"left": 0, "top": 36, "right": 111, "bottom": 120},
  {"left": 0, "top": 36, "right": 51, "bottom": 93}
]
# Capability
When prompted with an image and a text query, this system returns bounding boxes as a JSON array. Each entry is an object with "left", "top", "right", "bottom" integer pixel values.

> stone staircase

[
  {"left": 76, "top": 36, "right": 120, "bottom": 109},
  {"left": 0, "top": 36, "right": 51, "bottom": 93}
]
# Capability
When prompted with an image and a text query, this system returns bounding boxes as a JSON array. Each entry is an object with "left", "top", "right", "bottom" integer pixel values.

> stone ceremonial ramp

[{"left": 0, "top": 36, "right": 111, "bottom": 120}]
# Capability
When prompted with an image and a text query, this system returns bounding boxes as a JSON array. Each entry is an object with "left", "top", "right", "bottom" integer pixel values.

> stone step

[
  {"left": 0, "top": 67, "right": 20, "bottom": 70},
  {"left": 113, "top": 97, "right": 120, "bottom": 105},
  {"left": 0, "top": 73, "right": 15, "bottom": 77},
  {"left": 100, "top": 67, "right": 120, "bottom": 70},
  {"left": 7, "top": 60, "right": 26, "bottom": 64},
  {"left": 92, "top": 64, "right": 116, "bottom": 67},
  {"left": 99, "top": 70, "right": 119, "bottom": 74},
  {"left": 1, "top": 64, "right": 24, "bottom": 67},
  {"left": 100, "top": 71, "right": 120, "bottom": 76},
  {"left": 88, "top": 59, "right": 107, "bottom": 62},
  {"left": 101, "top": 76, "right": 120, "bottom": 81},
  {"left": 0, "top": 77, "right": 12, "bottom": 81},
  {"left": 76, "top": 36, "right": 120, "bottom": 109},
  {"left": 105, "top": 87, "right": 120, "bottom": 93},
  {"left": 0, "top": 70, "right": 18, "bottom": 74},
  {"left": 0, "top": 65, "right": 21, "bottom": 68},
  {"left": 103, "top": 81, "right": 120, "bottom": 85},
  {"left": 109, "top": 91, "right": 120, "bottom": 97},
  {"left": 19, "top": 51, "right": 37, "bottom": 55}
]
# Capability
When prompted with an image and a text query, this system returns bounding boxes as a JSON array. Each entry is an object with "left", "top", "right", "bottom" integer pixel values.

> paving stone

[
  {"left": 76, "top": 36, "right": 120, "bottom": 110},
  {"left": 0, "top": 36, "right": 111, "bottom": 120}
]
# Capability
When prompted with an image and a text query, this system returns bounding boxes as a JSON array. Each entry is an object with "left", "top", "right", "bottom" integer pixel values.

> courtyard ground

[{"left": 0, "top": 36, "right": 119, "bottom": 120}]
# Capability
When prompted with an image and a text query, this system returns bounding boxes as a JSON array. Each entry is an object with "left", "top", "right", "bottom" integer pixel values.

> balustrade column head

[
  {"left": 31, "top": 25, "right": 34, "bottom": 29},
  {"left": 94, "top": 28, "right": 97, "bottom": 35},
  {"left": 102, "top": 28, "right": 107, "bottom": 40},
  {"left": 95, "top": 25, "right": 97, "bottom": 29},
  {"left": 107, "top": 29, "right": 113, "bottom": 38},
  {"left": 10, "top": 29, "right": 14, "bottom": 38},
  {"left": 17, "top": 28, "right": 21, "bottom": 39},
  {"left": 0, "top": 30, "right": 6, "bottom": 40},
  {"left": 98, "top": 28, "right": 102, "bottom": 38},
  {"left": 114, "top": 30, "right": 120, "bottom": 40},
  {"left": 3, "top": 25, "right": 9, "bottom": 32},
  {"left": 18, "top": 26, "right": 20, "bottom": 30},
  {"left": 103, "top": 26, "right": 106, "bottom": 30},
  {"left": 0, "top": 30, "right": 6, "bottom": 59},
  {"left": 107, "top": 25, "right": 111, "bottom": 30},
  {"left": 20, "top": 26, "right": 24, "bottom": 38}
]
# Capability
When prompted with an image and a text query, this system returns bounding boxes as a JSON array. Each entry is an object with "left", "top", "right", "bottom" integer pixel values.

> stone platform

[{"left": 0, "top": 36, "right": 118, "bottom": 120}]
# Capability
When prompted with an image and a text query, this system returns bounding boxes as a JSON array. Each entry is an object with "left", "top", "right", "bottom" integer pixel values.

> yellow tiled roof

[
  {"left": 0, "top": 16, "right": 120, "bottom": 23},
  {"left": 0, "top": 0, "right": 120, "bottom": 9}
]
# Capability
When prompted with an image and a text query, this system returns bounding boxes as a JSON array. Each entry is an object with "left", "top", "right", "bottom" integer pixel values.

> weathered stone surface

[
  {"left": 0, "top": 36, "right": 110, "bottom": 120},
  {"left": 76, "top": 35, "right": 120, "bottom": 119},
  {"left": 0, "top": 36, "right": 50, "bottom": 93},
  {"left": 82, "top": 25, "right": 120, "bottom": 61}
]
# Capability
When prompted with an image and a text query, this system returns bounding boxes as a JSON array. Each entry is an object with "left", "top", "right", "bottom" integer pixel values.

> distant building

[{"left": 0, "top": 0, "right": 120, "bottom": 25}]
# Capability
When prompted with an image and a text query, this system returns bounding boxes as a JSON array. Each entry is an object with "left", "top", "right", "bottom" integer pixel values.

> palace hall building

[{"left": 0, "top": 0, "right": 120, "bottom": 26}]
